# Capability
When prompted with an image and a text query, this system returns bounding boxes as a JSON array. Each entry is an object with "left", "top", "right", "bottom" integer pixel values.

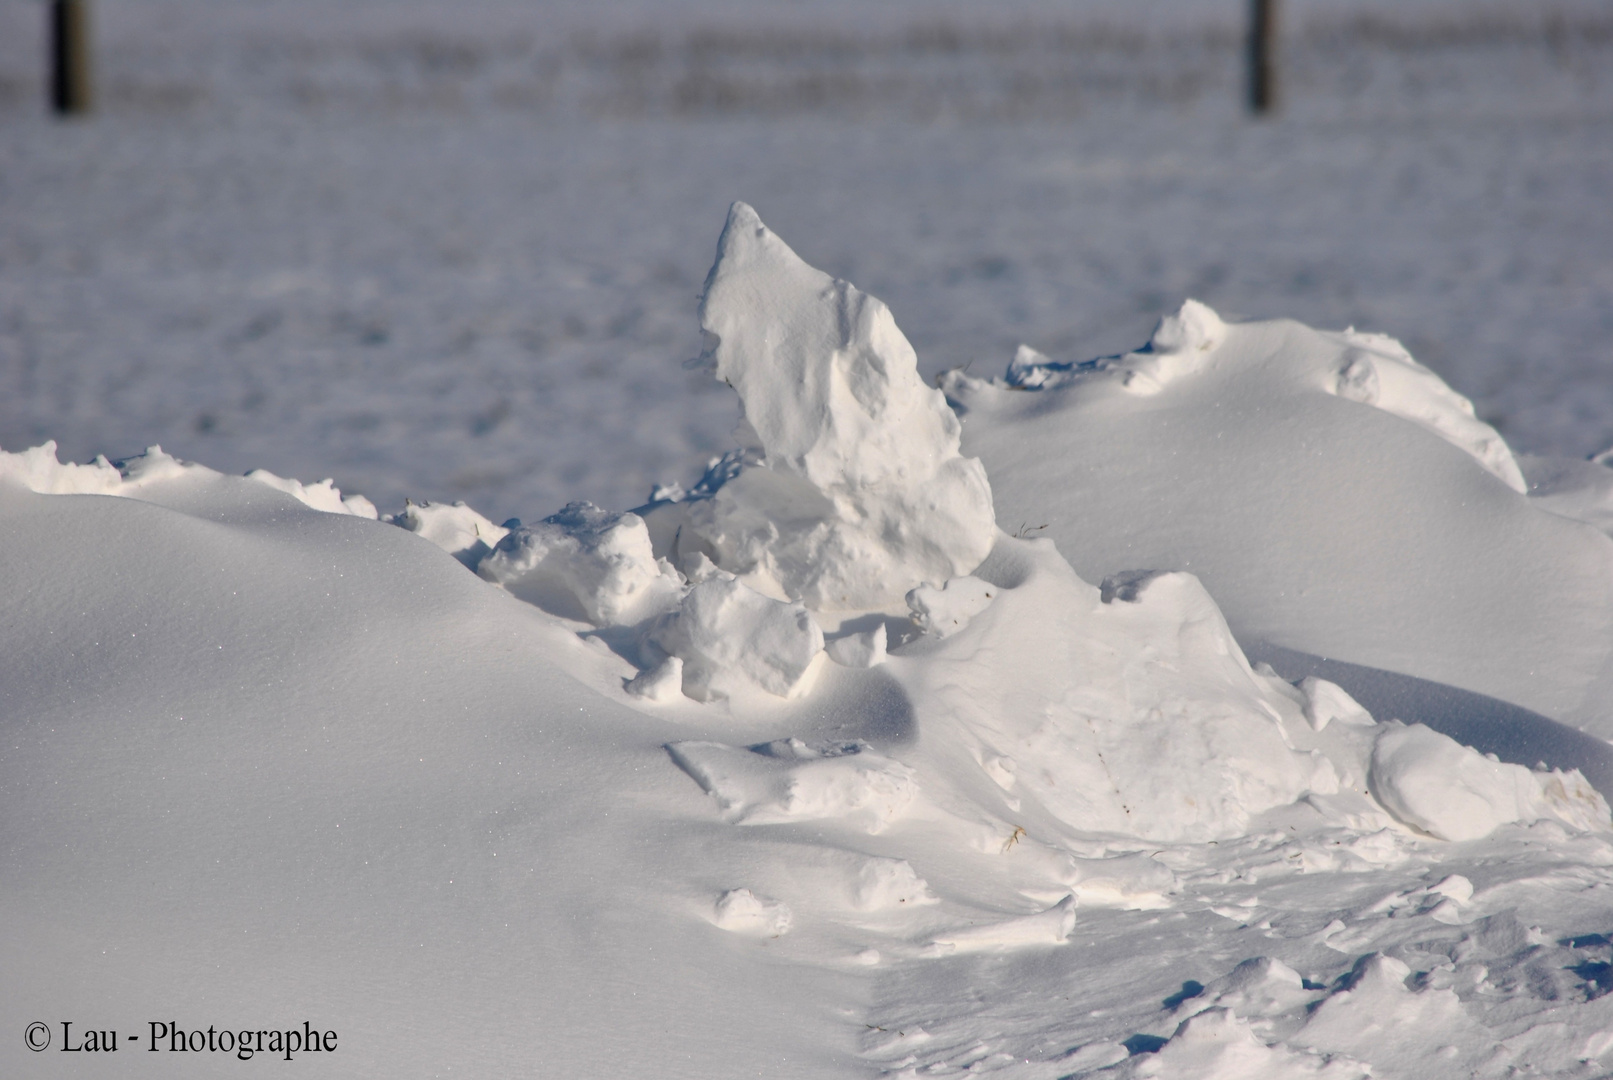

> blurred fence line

[{"left": 1, "top": 3, "right": 1608, "bottom": 120}]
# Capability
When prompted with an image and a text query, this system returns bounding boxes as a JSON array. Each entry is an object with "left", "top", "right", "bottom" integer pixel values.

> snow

[
  {"left": 946, "top": 304, "right": 1613, "bottom": 734},
  {"left": 677, "top": 202, "right": 996, "bottom": 611},
  {"left": 479, "top": 501, "right": 682, "bottom": 626},
  {"left": 6, "top": 3, "right": 1613, "bottom": 1077}
]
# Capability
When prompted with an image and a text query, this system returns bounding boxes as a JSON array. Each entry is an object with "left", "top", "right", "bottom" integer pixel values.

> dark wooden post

[
  {"left": 1247, "top": 0, "right": 1278, "bottom": 115},
  {"left": 50, "top": 0, "right": 94, "bottom": 115}
]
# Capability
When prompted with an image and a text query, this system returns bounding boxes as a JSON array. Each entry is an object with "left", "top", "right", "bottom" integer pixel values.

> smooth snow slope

[{"left": 0, "top": 470, "right": 864, "bottom": 1078}]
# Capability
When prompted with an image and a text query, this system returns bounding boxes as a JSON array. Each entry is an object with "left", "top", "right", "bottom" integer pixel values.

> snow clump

[
  {"left": 386, "top": 499, "right": 508, "bottom": 566},
  {"left": 675, "top": 202, "right": 997, "bottom": 610},
  {"left": 647, "top": 575, "right": 824, "bottom": 701},
  {"left": 1368, "top": 722, "right": 1611, "bottom": 841},
  {"left": 479, "top": 501, "right": 683, "bottom": 627}
]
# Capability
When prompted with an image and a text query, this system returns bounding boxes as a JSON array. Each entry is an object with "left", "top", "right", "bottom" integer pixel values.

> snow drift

[
  {"left": 6, "top": 204, "right": 1613, "bottom": 1080},
  {"left": 946, "top": 305, "right": 1613, "bottom": 736}
]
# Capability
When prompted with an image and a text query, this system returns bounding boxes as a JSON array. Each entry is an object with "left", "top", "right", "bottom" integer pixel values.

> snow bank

[
  {"left": 947, "top": 303, "right": 1613, "bottom": 734},
  {"left": 673, "top": 202, "right": 996, "bottom": 610}
]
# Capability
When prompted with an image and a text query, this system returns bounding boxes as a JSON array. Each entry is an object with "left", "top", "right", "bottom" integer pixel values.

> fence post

[
  {"left": 50, "top": 0, "right": 94, "bottom": 115},
  {"left": 1247, "top": 0, "right": 1278, "bottom": 115}
]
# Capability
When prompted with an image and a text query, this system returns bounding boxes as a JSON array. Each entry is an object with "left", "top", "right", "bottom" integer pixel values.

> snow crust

[{"left": 9, "top": 206, "right": 1613, "bottom": 1080}]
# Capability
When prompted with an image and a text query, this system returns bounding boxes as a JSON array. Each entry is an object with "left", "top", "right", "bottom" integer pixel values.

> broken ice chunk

[
  {"left": 648, "top": 576, "right": 823, "bottom": 701},
  {"left": 1118, "top": 299, "right": 1227, "bottom": 395},
  {"left": 625, "top": 656, "right": 684, "bottom": 703},
  {"left": 386, "top": 499, "right": 509, "bottom": 568}
]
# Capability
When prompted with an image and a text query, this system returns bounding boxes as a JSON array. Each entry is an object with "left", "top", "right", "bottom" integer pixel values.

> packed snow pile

[{"left": 6, "top": 204, "right": 1613, "bottom": 1079}]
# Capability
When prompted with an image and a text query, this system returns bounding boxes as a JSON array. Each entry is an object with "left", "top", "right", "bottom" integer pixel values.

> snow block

[
  {"left": 648, "top": 576, "right": 823, "bottom": 701},
  {"left": 479, "top": 501, "right": 682, "bottom": 627},
  {"left": 681, "top": 202, "right": 996, "bottom": 610},
  {"left": 386, "top": 499, "right": 507, "bottom": 567}
]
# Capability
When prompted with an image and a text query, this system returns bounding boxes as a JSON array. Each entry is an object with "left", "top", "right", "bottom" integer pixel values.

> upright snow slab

[
  {"left": 946, "top": 305, "right": 1613, "bottom": 735},
  {"left": 682, "top": 203, "right": 996, "bottom": 610}
]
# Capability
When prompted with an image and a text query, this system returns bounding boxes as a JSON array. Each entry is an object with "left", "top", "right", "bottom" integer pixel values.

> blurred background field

[{"left": 1, "top": 0, "right": 1610, "bottom": 522}]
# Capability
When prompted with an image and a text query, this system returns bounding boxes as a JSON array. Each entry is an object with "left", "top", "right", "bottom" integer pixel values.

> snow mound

[
  {"left": 667, "top": 738, "right": 915, "bottom": 832},
  {"left": 479, "top": 501, "right": 682, "bottom": 627},
  {"left": 675, "top": 202, "right": 996, "bottom": 610},
  {"left": 1300, "top": 676, "right": 1374, "bottom": 732},
  {"left": 711, "top": 888, "right": 793, "bottom": 937},
  {"left": 824, "top": 624, "right": 887, "bottom": 668},
  {"left": 906, "top": 575, "right": 997, "bottom": 639},
  {"left": 999, "top": 303, "right": 1521, "bottom": 491},
  {"left": 1368, "top": 722, "right": 1611, "bottom": 841},
  {"left": 895, "top": 539, "right": 1334, "bottom": 842},
  {"left": 849, "top": 857, "right": 937, "bottom": 911},
  {"left": 948, "top": 306, "right": 1613, "bottom": 734}
]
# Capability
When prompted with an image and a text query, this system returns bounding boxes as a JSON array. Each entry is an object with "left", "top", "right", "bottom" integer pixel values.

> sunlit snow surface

[{"left": 4, "top": 2, "right": 1613, "bottom": 1078}]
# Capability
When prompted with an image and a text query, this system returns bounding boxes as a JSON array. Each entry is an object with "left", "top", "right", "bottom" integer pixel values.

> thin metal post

[
  {"left": 50, "top": 0, "right": 94, "bottom": 116},
  {"left": 1248, "top": 0, "right": 1278, "bottom": 115}
]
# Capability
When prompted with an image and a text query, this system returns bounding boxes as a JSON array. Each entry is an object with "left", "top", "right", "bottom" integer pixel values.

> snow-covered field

[
  {"left": 2, "top": 0, "right": 1611, "bottom": 520},
  {"left": 4, "top": 2, "right": 1613, "bottom": 1078}
]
